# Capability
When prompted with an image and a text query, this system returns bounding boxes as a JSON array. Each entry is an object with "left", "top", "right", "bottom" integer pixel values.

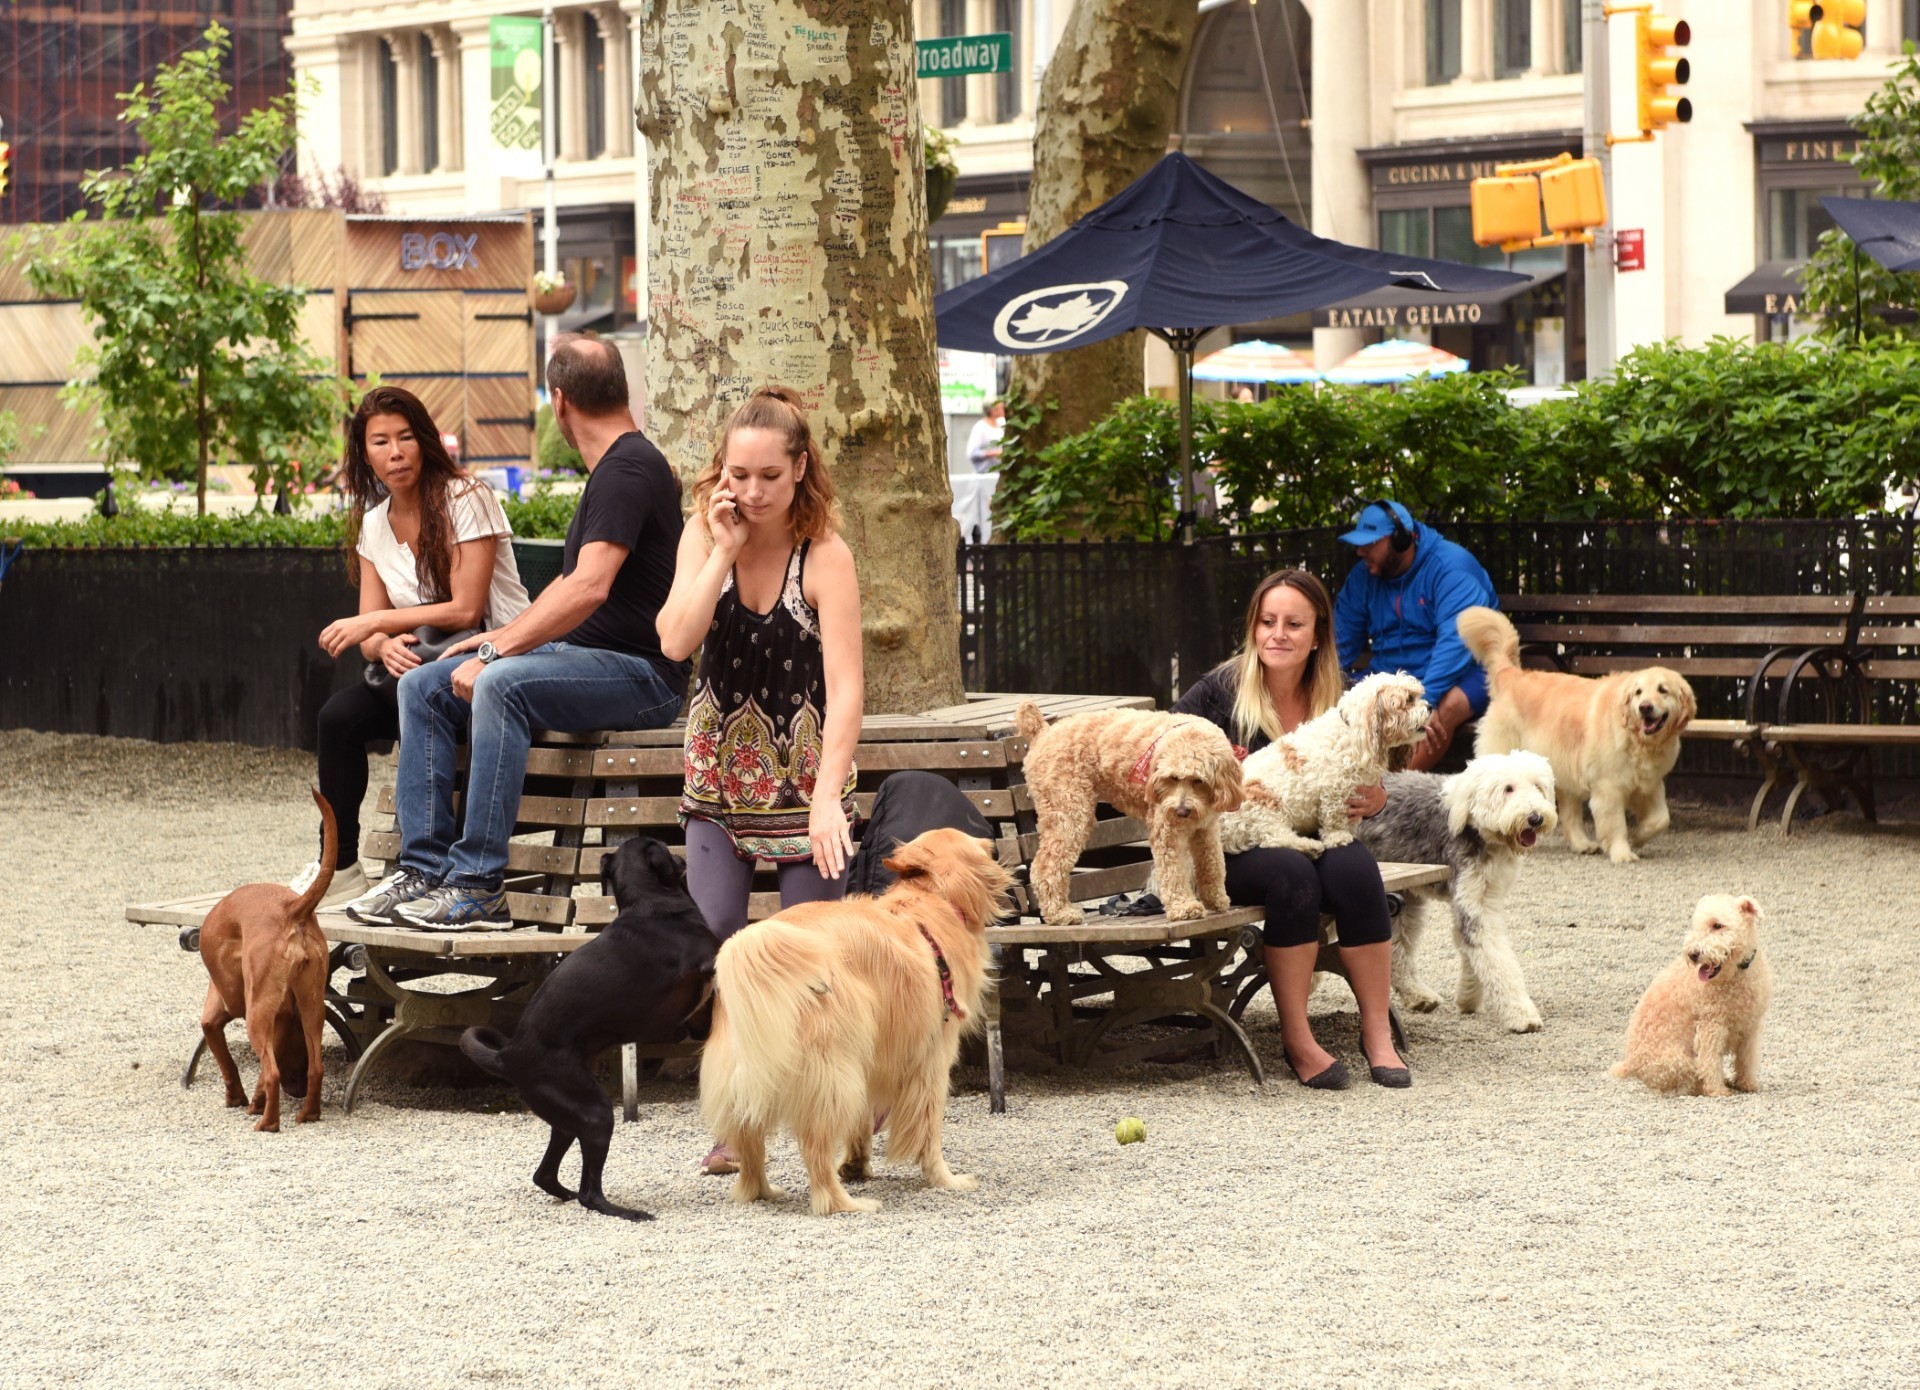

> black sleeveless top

[{"left": 678, "top": 539, "right": 858, "bottom": 860}]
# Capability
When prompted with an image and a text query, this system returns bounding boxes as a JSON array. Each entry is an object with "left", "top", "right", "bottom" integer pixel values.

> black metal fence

[{"left": 958, "top": 518, "right": 1920, "bottom": 705}]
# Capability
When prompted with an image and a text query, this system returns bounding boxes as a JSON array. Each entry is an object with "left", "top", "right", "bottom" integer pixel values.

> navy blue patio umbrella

[
  {"left": 935, "top": 152, "right": 1529, "bottom": 521},
  {"left": 1820, "top": 196, "right": 1920, "bottom": 342}
]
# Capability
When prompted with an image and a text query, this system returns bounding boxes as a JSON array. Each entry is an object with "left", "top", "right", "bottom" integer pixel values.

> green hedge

[
  {"left": 6, "top": 490, "right": 581, "bottom": 548},
  {"left": 994, "top": 337, "right": 1920, "bottom": 541}
]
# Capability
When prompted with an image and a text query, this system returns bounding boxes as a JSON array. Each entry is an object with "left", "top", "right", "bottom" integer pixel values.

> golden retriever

[
  {"left": 1459, "top": 606, "right": 1695, "bottom": 864},
  {"left": 698, "top": 828, "right": 1015, "bottom": 1217},
  {"left": 1017, "top": 704, "right": 1244, "bottom": 924}
]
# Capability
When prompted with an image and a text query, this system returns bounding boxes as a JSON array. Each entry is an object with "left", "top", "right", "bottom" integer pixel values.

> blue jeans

[{"left": 395, "top": 643, "right": 680, "bottom": 889}]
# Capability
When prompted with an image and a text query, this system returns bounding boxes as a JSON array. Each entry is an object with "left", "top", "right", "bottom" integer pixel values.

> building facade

[
  {"left": 287, "top": 0, "right": 646, "bottom": 336},
  {"left": 1310, "top": 0, "right": 1917, "bottom": 375},
  {"left": 0, "top": 0, "right": 293, "bottom": 225}
]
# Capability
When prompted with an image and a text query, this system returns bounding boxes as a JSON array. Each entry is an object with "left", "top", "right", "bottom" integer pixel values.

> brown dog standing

[{"left": 198, "top": 789, "right": 335, "bottom": 1131}]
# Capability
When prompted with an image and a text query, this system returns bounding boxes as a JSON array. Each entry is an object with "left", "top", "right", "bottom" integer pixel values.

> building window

[
  {"left": 378, "top": 38, "right": 398, "bottom": 176},
  {"left": 1563, "top": 0, "right": 1583, "bottom": 73},
  {"left": 940, "top": 0, "right": 967, "bottom": 124},
  {"left": 993, "top": 0, "right": 1021, "bottom": 123},
  {"left": 1768, "top": 185, "right": 1866, "bottom": 260},
  {"left": 584, "top": 15, "right": 607, "bottom": 160},
  {"left": 1380, "top": 208, "right": 1431, "bottom": 258},
  {"left": 419, "top": 34, "right": 439, "bottom": 173},
  {"left": 1907, "top": 0, "right": 1919, "bottom": 43},
  {"left": 1496, "top": 0, "right": 1531, "bottom": 77},
  {"left": 1426, "top": 0, "right": 1462, "bottom": 85},
  {"left": 931, "top": 235, "right": 985, "bottom": 294}
]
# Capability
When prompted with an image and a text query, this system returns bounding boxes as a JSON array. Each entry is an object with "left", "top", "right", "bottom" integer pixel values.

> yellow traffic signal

[
  {"left": 1470, "top": 175, "right": 1543, "bottom": 250},
  {"left": 1812, "top": 0, "right": 1864, "bottom": 57},
  {"left": 1539, "top": 157, "right": 1608, "bottom": 236},
  {"left": 980, "top": 221, "right": 1026, "bottom": 276},
  {"left": 1787, "top": 0, "right": 1820, "bottom": 31},
  {"left": 1636, "top": 13, "right": 1692, "bottom": 131},
  {"left": 0, "top": 141, "right": 11, "bottom": 199}
]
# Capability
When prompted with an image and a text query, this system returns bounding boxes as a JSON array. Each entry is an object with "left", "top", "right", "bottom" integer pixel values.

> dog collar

[
  {"left": 1129, "top": 730, "right": 1168, "bottom": 786},
  {"left": 919, "top": 922, "right": 965, "bottom": 1021},
  {"left": 1738, "top": 951, "right": 1756, "bottom": 971}
]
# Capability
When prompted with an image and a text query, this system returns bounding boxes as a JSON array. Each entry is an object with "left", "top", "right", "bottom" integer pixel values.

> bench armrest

[{"left": 1771, "top": 644, "right": 1869, "bottom": 727}]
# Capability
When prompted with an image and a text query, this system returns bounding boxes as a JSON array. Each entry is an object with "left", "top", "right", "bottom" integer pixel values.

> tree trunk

[
  {"left": 638, "top": 0, "right": 961, "bottom": 713},
  {"left": 1009, "top": 0, "right": 1201, "bottom": 455}
]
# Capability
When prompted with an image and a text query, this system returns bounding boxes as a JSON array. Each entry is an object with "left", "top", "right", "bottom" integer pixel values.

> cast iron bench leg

[
  {"left": 621, "top": 1043, "right": 639, "bottom": 1122},
  {"left": 342, "top": 1019, "right": 413, "bottom": 1115}
]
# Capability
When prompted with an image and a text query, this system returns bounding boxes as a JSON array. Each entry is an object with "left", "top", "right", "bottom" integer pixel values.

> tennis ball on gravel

[{"left": 1115, "top": 1117, "right": 1146, "bottom": 1145}]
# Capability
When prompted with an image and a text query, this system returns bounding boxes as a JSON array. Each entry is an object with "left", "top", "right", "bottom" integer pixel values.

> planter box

[{"left": 0, "top": 547, "right": 360, "bottom": 749}]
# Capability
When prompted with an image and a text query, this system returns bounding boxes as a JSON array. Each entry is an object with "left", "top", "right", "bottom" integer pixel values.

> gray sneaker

[
  {"left": 393, "top": 882, "right": 511, "bottom": 932},
  {"left": 344, "top": 867, "right": 436, "bottom": 925}
]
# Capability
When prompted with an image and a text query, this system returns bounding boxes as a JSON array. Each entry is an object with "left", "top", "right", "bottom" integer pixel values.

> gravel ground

[{"left": 4, "top": 727, "right": 1919, "bottom": 1390}]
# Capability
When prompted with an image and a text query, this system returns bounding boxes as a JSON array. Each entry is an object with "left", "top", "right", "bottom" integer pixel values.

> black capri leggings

[
  {"left": 314, "top": 680, "right": 400, "bottom": 868},
  {"left": 1224, "top": 840, "right": 1392, "bottom": 950}
]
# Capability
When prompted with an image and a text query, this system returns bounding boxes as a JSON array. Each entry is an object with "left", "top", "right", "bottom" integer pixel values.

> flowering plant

[{"left": 533, "top": 270, "right": 570, "bottom": 295}]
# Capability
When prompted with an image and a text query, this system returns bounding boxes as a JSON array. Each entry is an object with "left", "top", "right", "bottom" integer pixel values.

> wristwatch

[{"left": 477, "top": 641, "right": 501, "bottom": 664}]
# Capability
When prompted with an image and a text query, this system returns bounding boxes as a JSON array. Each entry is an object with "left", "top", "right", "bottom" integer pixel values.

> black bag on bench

[{"left": 846, "top": 770, "right": 995, "bottom": 897}]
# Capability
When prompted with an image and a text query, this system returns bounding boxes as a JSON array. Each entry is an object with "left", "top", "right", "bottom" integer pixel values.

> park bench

[
  {"left": 1743, "top": 594, "right": 1920, "bottom": 830},
  {"left": 130, "top": 692, "right": 1447, "bottom": 1116},
  {"left": 1497, "top": 592, "right": 1867, "bottom": 828}
]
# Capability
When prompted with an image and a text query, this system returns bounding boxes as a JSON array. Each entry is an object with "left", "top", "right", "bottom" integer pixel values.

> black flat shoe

[
  {"left": 1284, "top": 1053, "right": 1351, "bottom": 1090},
  {"left": 1359, "top": 1039, "right": 1412, "bottom": 1089}
]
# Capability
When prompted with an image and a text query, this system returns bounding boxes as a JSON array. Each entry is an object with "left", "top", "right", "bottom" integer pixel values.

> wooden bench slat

[
  {"left": 1541, "top": 656, "right": 1789, "bottom": 678},
  {"left": 503, "top": 891, "right": 574, "bottom": 926},
  {"left": 1515, "top": 623, "right": 1849, "bottom": 645},
  {"left": 1766, "top": 724, "right": 1920, "bottom": 745},
  {"left": 1501, "top": 594, "right": 1856, "bottom": 614}
]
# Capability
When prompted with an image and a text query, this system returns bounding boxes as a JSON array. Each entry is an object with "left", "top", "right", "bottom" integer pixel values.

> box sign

[
  {"left": 916, "top": 33, "right": 1012, "bottom": 79},
  {"left": 401, "top": 231, "right": 480, "bottom": 271},
  {"left": 1616, "top": 228, "right": 1646, "bottom": 273}
]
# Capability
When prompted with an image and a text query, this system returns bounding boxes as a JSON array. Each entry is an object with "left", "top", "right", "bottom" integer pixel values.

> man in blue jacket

[{"left": 1333, "top": 499, "right": 1497, "bottom": 772}]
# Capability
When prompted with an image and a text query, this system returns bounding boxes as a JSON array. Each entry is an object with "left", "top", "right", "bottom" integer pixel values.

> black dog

[{"left": 460, "top": 837, "right": 717, "bottom": 1221}]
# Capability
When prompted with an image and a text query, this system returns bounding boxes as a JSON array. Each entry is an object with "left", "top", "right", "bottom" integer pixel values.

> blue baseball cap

[{"left": 1339, "top": 500, "right": 1414, "bottom": 547}]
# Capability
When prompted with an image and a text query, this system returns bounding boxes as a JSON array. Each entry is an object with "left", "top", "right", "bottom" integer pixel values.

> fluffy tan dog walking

[
  {"left": 198, "top": 789, "right": 336, "bottom": 1132},
  {"left": 699, "top": 828, "right": 1014, "bottom": 1216},
  {"left": 1459, "top": 606, "right": 1695, "bottom": 863},
  {"left": 1017, "top": 703, "right": 1243, "bottom": 924},
  {"left": 1613, "top": 894, "right": 1772, "bottom": 1097}
]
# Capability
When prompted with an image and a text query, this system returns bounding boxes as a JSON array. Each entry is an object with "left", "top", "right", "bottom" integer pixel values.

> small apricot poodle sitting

[
  {"left": 1017, "top": 703, "right": 1244, "bottom": 925},
  {"left": 1219, "top": 672, "right": 1431, "bottom": 860},
  {"left": 1613, "top": 894, "right": 1772, "bottom": 1097}
]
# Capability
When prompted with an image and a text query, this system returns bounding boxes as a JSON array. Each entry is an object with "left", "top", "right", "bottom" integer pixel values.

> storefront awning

[
  {"left": 1311, "top": 269, "right": 1562, "bottom": 330},
  {"left": 1724, "top": 261, "right": 1806, "bottom": 315}
]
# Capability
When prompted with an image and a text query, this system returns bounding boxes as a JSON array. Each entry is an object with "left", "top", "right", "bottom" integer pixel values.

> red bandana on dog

[
  {"left": 920, "top": 921, "right": 965, "bottom": 1021},
  {"left": 1129, "top": 731, "right": 1167, "bottom": 786}
]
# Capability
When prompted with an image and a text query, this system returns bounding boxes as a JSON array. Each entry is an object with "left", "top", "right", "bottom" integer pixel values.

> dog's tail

[
  {"left": 459, "top": 1026, "right": 512, "bottom": 1079},
  {"left": 1457, "top": 607, "right": 1521, "bottom": 687},
  {"left": 291, "top": 788, "right": 338, "bottom": 919},
  {"left": 1015, "top": 700, "right": 1047, "bottom": 741},
  {"left": 700, "top": 924, "right": 844, "bottom": 1134}
]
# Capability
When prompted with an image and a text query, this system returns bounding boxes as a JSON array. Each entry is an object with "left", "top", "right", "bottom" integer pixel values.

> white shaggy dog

[
  {"left": 1353, "top": 752, "right": 1558, "bottom": 1032},
  {"left": 1219, "top": 673, "right": 1431, "bottom": 859}
]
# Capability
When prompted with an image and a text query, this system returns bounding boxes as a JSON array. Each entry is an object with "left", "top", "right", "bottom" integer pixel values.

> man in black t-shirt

[{"left": 348, "top": 334, "right": 688, "bottom": 929}]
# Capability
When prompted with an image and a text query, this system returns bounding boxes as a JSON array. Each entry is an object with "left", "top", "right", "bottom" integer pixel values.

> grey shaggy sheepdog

[{"left": 1354, "top": 751, "right": 1558, "bottom": 1033}]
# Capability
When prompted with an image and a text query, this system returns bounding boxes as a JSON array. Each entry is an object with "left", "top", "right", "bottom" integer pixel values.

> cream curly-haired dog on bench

[
  {"left": 1017, "top": 703, "right": 1244, "bottom": 925},
  {"left": 1218, "top": 672, "right": 1432, "bottom": 860}
]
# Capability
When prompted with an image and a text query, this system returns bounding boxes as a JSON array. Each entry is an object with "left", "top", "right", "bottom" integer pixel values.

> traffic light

[
  {"left": 1470, "top": 175, "right": 1543, "bottom": 250},
  {"left": 1635, "top": 12, "right": 1691, "bottom": 132},
  {"left": 980, "top": 221, "right": 1026, "bottom": 276},
  {"left": 1788, "top": 0, "right": 1820, "bottom": 33},
  {"left": 0, "top": 141, "right": 11, "bottom": 199},
  {"left": 1539, "top": 157, "right": 1608, "bottom": 238},
  {"left": 1812, "top": 0, "right": 1864, "bottom": 58}
]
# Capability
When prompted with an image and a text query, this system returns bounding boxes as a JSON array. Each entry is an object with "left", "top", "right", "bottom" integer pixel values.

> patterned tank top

[{"left": 679, "top": 539, "right": 858, "bottom": 861}]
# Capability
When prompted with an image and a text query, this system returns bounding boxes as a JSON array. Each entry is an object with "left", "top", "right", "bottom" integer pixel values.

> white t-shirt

[
  {"left": 966, "top": 416, "right": 1005, "bottom": 473},
  {"left": 356, "top": 480, "right": 532, "bottom": 628}
]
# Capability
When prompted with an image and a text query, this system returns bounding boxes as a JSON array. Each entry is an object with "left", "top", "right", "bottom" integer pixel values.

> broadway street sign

[{"left": 916, "top": 33, "right": 1013, "bottom": 79}]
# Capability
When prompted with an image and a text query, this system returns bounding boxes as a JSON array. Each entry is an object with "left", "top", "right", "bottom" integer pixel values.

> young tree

[
  {"left": 17, "top": 26, "right": 346, "bottom": 515},
  {"left": 639, "top": 0, "right": 961, "bottom": 711},
  {"left": 1007, "top": 0, "right": 1203, "bottom": 457},
  {"left": 1802, "top": 47, "right": 1920, "bottom": 343}
]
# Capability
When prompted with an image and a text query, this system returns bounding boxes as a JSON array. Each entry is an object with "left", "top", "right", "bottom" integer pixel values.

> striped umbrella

[
  {"left": 1191, "top": 339, "right": 1320, "bottom": 384},
  {"left": 1323, "top": 338, "right": 1469, "bottom": 384}
]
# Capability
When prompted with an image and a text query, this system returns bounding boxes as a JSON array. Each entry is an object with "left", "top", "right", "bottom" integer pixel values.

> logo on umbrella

[{"left": 992, "top": 280, "right": 1130, "bottom": 349}]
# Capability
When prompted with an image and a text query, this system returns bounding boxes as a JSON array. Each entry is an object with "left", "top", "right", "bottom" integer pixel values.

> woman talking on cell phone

[{"left": 298, "top": 386, "right": 529, "bottom": 906}]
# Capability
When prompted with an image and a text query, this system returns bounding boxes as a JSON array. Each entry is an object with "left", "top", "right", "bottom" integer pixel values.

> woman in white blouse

[{"left": 297, "top": 387, "right": 531, "bottom": 904}]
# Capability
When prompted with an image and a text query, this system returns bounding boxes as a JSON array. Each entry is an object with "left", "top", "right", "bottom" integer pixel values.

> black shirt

[
  {"left": 560, "top": 431, "right": 691, "bottom": 696},
  {"left": 1171, "top": 664, "right": 1272, "bottom": 753}
]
